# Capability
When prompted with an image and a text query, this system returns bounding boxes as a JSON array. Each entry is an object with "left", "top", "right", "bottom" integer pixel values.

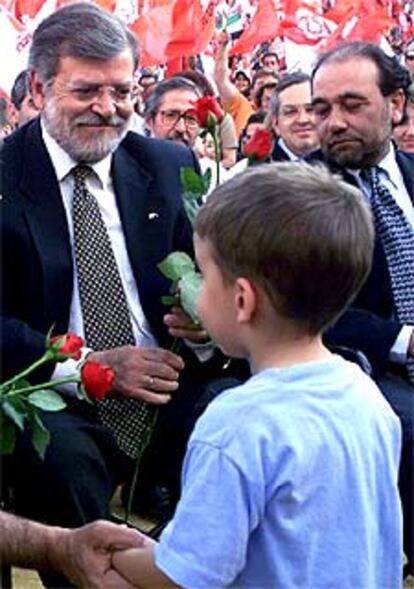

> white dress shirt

[{"left": 42, "top": 124, "right": 157, "bottom": 392}]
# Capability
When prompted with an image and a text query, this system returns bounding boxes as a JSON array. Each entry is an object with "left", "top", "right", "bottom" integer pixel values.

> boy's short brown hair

[{"left": 195, "top": 163, "right": 374, "bottom": 335}]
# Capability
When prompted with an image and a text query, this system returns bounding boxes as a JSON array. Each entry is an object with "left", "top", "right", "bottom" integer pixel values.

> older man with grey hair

[{"left": 1, "top": 3, "right": 218, "bottom": 586}]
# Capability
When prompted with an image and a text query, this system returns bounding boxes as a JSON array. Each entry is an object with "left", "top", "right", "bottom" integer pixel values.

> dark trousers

[
  {"left": 377, "top": 372, "right": 414, "bottom": 574},
  {"left": 7, "top": 399, "right": 131, "bottom": 587}
]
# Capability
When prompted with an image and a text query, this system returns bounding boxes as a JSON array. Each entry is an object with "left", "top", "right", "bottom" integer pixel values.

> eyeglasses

[
  {"left": 67, "top": 83, "right": 133, "bottom": 103},
  {"left": 158, "top": 109, "right": 199, "bottom": 128}
]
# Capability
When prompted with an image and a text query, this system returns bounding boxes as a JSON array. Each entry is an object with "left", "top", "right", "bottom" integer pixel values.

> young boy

[{"left": 113, "top": 163, "right": 403, "bottom": 588}]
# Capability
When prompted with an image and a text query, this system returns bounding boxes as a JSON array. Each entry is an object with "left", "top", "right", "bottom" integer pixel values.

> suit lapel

[
  {"left": 396, "top": 150, "right": 414, "bottom": 205},
  {"left": 20, "top": 121, "right": 73, "bottom": 330},
  {"left": 111, "top": 144, "right": 152, "bottom": 284}
]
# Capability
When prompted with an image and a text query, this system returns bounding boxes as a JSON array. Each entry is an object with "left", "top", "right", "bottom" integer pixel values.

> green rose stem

[
  {"left": 213, "top": 128, "right": 220, "bottom": 187},
  {"left": 1, "top": 376, "right": 80, "bottom": 397},
  {"left": 124, "top": 336, "right": 182, "bottom": 525},
  {"left": 0, "top": 351, "right": 54, "bottom": 393},
  {"left": 124, "top": 407, "right": 159, "bottom": 525},
  {"left": 206, "top": 112, "right": 221, "bottom": 189}
]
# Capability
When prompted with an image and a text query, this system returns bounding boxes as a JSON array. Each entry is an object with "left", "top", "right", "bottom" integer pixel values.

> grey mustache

[{"left": 75, "top": 115, "right": 126, "bottom": 126}]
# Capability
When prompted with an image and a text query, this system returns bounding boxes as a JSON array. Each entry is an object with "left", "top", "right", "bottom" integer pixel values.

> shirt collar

[
  {"left": 346, "top": 142, "right": 398, "bottom": 187},
  {"left": 41, "top": 119, "right": 112, "bottom": 188},
  {"left": 277, "top": 138, "right": 301, "bottom": 162},
  {"left": 376, "top": 142, "right": 399, "bottom": 188}
]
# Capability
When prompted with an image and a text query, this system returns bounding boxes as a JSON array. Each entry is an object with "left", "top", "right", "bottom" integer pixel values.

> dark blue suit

[
  {"left": 308, "top": 148, "right": 414, "bottom": 572},
  {"left": 2, "top": 120, "right": 196, "bottom": 380}
]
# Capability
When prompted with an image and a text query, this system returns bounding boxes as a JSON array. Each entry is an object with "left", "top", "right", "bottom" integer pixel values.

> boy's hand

[{"left": 164, "top": 306, "right": 210, "bottom": 344}]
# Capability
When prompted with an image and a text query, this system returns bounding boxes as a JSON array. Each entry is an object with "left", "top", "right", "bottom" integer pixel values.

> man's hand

[
  {"left": 88, "top": 346, "right": 184, "bottom": 403},
  {"left": 164, "top": 306, "right": 210, "bottom": 344},
  {"left": 51, "top": 521, "right": 146, "bottom": 589}
]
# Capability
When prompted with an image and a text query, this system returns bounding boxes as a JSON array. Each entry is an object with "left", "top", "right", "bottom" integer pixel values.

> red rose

[
  {"left": 49, "top": 333, "right": 84, "bottom": 361},
  {"left": 193, "top": 96, "right": 224, "bottom": 129},
  {"left": 81, "top": 361, "right": 115, "bottom": 401},
  {"left": 243, "top": 129, "right": 273, "bottom": 162}
]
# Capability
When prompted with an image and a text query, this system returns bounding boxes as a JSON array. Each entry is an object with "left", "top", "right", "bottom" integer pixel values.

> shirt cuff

[
  {"left": 50, "top": 347, "right": 92, "bottom": 396},
  {"left": 389, "top": 326, "right": 413, "bottom": 364},
  {"left": 184, "top": 339, "right": 215, "bottom": 362}
]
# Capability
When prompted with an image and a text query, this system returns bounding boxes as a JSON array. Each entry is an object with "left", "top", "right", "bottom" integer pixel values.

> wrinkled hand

[
  {"left": 164, "top": 306, "right": 210, "bottom": 344},
  {"left": 54, "top": 520, "right": 145, "bottom": 589},
  {"left": 88, "top": 346, "right": 184, "bottom": 403}
]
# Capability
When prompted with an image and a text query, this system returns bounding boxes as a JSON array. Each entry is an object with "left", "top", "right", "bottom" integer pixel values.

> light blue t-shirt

[{"left": 156, "top": 356, "right": 402, "bottom": 588}]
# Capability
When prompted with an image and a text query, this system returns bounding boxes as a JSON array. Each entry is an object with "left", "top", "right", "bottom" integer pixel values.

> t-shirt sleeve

[{"left": 155, "top": 440, "right": 260, "bottom": 588}]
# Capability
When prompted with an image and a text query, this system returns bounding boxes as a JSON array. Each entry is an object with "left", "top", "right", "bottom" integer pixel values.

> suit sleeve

[{"left": 324, "top": 308, "right": 401, "bottom": 376}]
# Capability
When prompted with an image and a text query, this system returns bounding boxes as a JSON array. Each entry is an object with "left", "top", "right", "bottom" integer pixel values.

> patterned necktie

[
  {"left": 362, "top": 167, "right": 414, "bottom": 384},
  {"left": 72, "top": 165, "right": 154, "bottom": 457}
]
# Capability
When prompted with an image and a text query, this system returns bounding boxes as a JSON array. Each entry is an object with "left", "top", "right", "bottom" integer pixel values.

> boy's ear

[{"left": 234, "top": 277, "right": 257, "bottom": 323}]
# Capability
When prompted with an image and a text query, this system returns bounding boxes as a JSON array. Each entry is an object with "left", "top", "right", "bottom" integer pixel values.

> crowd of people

[{"left": 1, "top": 1, "right": 414, "bottom": 587}]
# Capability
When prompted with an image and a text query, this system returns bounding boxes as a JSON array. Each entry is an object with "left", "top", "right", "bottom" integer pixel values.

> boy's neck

[{"left": 248, "top": 332, "right": 332, "bottom": 374}]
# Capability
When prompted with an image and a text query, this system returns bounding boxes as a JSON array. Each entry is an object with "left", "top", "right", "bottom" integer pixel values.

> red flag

[
  {"left": 322, "top": 0, "right": 394, "bottom": 49},
  {"left": 130, "top": 0, "right": 208, "bottom": 67},
  {"left": 280, "top": 0, "right": 336, "bottom": 45},
  {"left": 129, "top": 0, "right": 175, "bottom": 66},
  {"left": 13, "top": 0, "right": 44, "bottom": 21},
  {"left": 165, "top": 0, "right": 199, "bottom": 60},
  {"left": 195, "top": 0, "right": 216, "bottom": 54},
  {"left": 229, "top": 0, "right": 280, "bottom": 57}
]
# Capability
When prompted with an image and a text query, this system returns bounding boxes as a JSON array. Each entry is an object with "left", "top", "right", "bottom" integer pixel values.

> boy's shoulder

[{"left": 192, "top": 356, "right": 398, "bottom": 447}]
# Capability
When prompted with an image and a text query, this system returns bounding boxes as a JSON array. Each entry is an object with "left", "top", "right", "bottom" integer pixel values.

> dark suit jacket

[
  {"left": 1, "top": 120, "right": 199, "bottom": 381},
  {"left": 308, "top": 149, "right": 414, "bottom": 375},
  {"left": 270, "top": 141, "right": 292, "bottom": 162}
]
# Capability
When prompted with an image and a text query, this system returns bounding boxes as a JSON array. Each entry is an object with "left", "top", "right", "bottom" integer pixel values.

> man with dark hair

[
  {"left": 10, "top": 69, "right": 40, "bottom": 126},
  {"left": 310, "top": 40, "right": 414, "bottom": 573},
  {"left": 261, "top": 51, "right": 280, "bottom": 73},
  {"left": 1, "top": 3, "right": 218, "bottom": 585},
  {"left": 269, "top": 71, "right": 319, "bottom": 161}
]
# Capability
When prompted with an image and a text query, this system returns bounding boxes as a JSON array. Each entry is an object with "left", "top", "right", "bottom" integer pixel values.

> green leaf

[
  {"left": 0, "top": 413, "right": 16, "bottom": 454},
  {"left": 179, "top": 271, "right": 202, "bottom": 324},
  {"left": 180, "top": 167, "right": 206, "bottom": 195},
  {"left": 29, "top": 412, "right": 50, "bottom": 460},
  {"left": 158, "top": 252, "right": 195, "bottom": 282},
  {"left": 161, "top": 295, "right": 180, "bottom": 306},
  {"left": 2, "top": 399, "right": 26, "bottom": 430},
  {"left": 202, "top": 167, "right": 212, "bottom": 194},
  {"left": 28, "top": 390, "right": 67, "bottom": 412}
]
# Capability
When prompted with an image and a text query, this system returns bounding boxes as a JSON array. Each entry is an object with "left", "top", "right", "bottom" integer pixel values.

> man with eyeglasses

[
  {"left": 144, "top": 77, "right": 202, "bottom": 148},
  {"left": 269, "top": 72, "right": 319, "bottom": 162},
  {"left": 2, "top": 4, "right": 217, "bottom": 586}
]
